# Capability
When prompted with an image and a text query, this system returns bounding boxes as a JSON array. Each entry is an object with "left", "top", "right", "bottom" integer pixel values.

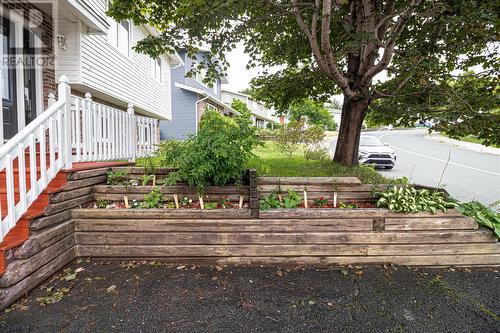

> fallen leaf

[
  {"left": 276, "top": 270, "right": 283, "bottom": 277},
  {"left": 176, "top": 265, "right": 186, "bottom": 270},
  {"left": 106, "top": 285, "right": 117, "bottom": 293},
  {"left": 75, "top": 267, "right": 85, "bottom": 273},
  {"left": 214, "top": 265, "right": 223, "bottom": 272},
  {"left": 341, "top": 269, "right": 349, "bottom": 276}
]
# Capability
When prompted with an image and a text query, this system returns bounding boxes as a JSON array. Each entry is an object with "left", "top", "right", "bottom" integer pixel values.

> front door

[
  {"left": 23, "top": 28, "right": 37, "bottom": 126},
  {"left": 1, "top": 18, "right": 18, "bottom": 140}
]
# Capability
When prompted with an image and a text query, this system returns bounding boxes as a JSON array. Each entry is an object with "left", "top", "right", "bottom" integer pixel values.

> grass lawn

[
  {"left": 137, "top": 141, "right": 392, "bottom": 184},
  {"left": 247, "top": 141, "right": 390, "bottom": 184},
  {"left": 444, "top": 134, "right": 500, "bottom": 148}
]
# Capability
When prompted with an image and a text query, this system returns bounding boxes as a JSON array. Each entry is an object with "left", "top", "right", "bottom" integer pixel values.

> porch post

[
  {"left": 58, "top": 75, "right": 72, "bottom": 169},
  {"left": 127, "top": 103, "right": 136, "bottom": 163}
]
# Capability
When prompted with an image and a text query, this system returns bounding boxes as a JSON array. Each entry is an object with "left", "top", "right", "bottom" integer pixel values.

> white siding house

[
  {"left": 55, "top": 0, "right": 181, "bottom": 120},
  {"left": 221, "top": 89, "right": 281, "bottom": 127}
]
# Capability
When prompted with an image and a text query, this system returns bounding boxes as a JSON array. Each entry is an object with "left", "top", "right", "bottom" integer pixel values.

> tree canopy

[
  {"left": 289, "top": 99, "right": 337, "bottom": 131},
  {"left": 108, "top": 0, "right": 498, "bottom": 164}
]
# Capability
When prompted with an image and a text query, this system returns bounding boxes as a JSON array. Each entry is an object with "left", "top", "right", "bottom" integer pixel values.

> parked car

[{"left": 358, "top": 136, "right": 397, "bottom": 169}]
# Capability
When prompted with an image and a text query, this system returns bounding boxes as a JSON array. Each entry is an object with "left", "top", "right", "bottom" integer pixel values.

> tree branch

[{"left": 360, "top": 0, "right": 422, "bottom": 88}]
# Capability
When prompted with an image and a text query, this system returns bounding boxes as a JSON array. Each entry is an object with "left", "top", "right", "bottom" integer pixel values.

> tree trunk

[{"left": 333, "top": 97, "right": 369, "bottom": 166}]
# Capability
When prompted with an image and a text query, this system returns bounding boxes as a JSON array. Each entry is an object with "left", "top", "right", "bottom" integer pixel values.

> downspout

[{"left": 195, "top": 94, "right": 209, "bottom": 134}]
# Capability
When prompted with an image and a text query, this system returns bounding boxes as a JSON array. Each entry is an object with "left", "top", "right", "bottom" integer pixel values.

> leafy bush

[
  {"left": 376, "top": 185, "right": 457, "bottom": 213},
  {"left": 142, "top": 187, "right": 163, "bottom": 208},
  {"left": 260, "top": 189, "right": 302, "bottom": 210},
  {"left": 303, "top": 125, "right": 327, "bottom": 160},
  {"left": 275, "top": 119, "right": 304, "bottom": 157},
  {"left": 256, "top": 128, "right": 277, "bottom": 140},
  {"left": 140, "top": 174, "right": 154, "bottom": 186},
  {"left": 157, "top": 110, "right": 260, "bottom": 192},
  {"left": 458, "top": 201, "right": 500, "bottom": 239},
  {"left": 106, "top": 170, "right": 127, "bottom": 185},
  {"left": 95, "top": 199, "right": 110, "bottom": 209}
]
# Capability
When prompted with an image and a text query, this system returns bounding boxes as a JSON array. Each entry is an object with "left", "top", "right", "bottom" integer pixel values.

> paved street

[{"left": 329, "top": 129, "right": 500, "bottom": 205}]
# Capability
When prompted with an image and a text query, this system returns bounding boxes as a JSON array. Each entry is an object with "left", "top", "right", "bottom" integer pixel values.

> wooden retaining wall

[
  {"left": 257, "top": 176, "right": 377, "bottom": 203},
  {"left": 0, "top": 166, "right": 110, "bottom": 309},
  {"left": 72, "top": 208, "right": 500, "bottom": 266}
]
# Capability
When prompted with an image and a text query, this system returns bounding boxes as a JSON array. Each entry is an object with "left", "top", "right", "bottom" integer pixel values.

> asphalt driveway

[{"left": 1, "top": 260, "right": 499, "bottom": 333}]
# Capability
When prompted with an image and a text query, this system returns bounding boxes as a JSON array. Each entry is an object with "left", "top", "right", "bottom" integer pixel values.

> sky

[{"left": 222, "top": 43, "right": 260, "bottom": 93}]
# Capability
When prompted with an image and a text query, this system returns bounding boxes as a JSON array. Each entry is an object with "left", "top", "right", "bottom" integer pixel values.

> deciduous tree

[{"left": 108, "top": 0, "right": 498, "bottom": 165}]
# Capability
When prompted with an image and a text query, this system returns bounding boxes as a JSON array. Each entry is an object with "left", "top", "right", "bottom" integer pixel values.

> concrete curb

[{"left": 425, "top": 132, "right": 500, "bottom": 156}]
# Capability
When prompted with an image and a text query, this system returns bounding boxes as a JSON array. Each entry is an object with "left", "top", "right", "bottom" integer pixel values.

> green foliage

[
  {"left": 458, "top": 201, "right": 500, "bottom": 239},
  {"left": 95, "top": 199, "right": 110, "bottom": 209},
  {"left": 302, "top": 125, "right": 327, "bottom": 160},
  {"left": 165, "top": 202, "right": 176, "bottom": 209},
  {"left": 140, "top": 174, "right": 154, "bottom": 186},
  {"left": 142, "top": 187, "right": 163, "bottom": 209},
  {"left": 108, "top": 0, "right": 498, "bottom": 163},
  {"left": 218, "top": 196, "right": 231, "bottom": 209},
  {"left": 260, "top": 189, "right": 302, "bottom": 210},
  {"left": 256, "top": 128, "right": 277, "bottom": 140},
  {"left": 156, "top": 110, "right": 260, "bottom": 191},
  {"left": 230, "top": 99, "right": 252, "bottom": 119},
  {"left": 275, "top": 119, "right": 304, "bottom": 158},
  {"left": 368, "top": 72, "right": 500, "bottom": 146},
  {"left": 106, "top": 170, "right": 127, "bottom": 185},
  {"left": 339, "top": 202, "right": 359, "bottom": 209},
  {"left": 204, "top": 202, "right": 218, "bottom": 210},
  {"left": 376, "top": 186, "right": 457, "bottom": 214},
  {"left": 247, "top": 141, "right": 390, "bottom": 184},
  {"left": 289, "top": 100, "right": 337, "bottom": 131},
  {"left": 313, "top": 197, "right": 329, "bottom": 208}
]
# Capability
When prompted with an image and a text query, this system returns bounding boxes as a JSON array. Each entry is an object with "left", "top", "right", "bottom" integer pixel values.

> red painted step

[{"left": 0, "top": 161, "right": 131, "bottom": 275}]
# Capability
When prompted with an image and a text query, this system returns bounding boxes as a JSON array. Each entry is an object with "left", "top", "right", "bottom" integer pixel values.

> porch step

[{"left": 0, "top": 161, "right": 130, "bottom": 276}]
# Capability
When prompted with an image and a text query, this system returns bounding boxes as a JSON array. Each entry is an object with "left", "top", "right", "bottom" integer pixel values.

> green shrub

[
  {"left": 303, "top": 125, "right": 326, "bottom": 160},
  {"left": 339, "top": 202, "right": 359, "bottom": 209},
  {"left": 95, "top": 199, "right": 110, "bottom": 209},
  {"left": 142, "top": 187, "right": 163, "bottom": 208},
  {"left": 275, "top": 119, "right": 304, "bottom": 157},
  {"left": 376, "top": 185, "right": 457, "bottom": 213},
  {"left": 458, "top": 201, "right": 500, "bottom": 239},
  {"left": 157, "top": 110, "right": 260, "bottom": 192},
  {"left": 106, "top": 170, "right": 127, "bottom": 185},
  {"left": 140, "top": 174, "right": 154, "bottom": 186}
]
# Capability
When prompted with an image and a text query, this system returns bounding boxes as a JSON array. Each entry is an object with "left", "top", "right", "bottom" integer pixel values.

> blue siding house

[{"left": 160, "top": 50, "right": 238, "bottom": 140}]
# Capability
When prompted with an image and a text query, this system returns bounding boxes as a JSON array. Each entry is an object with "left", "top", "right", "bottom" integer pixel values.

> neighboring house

[
  {"left": 1, "top": 0, "right": 181, "bottom": 142},
  {"left": 325, "top": 105, "right": 342, "bottom": 129},
  {"left": 221, "top": 89, "right": 281, "bottom": 128},
  {"left": 159, "top": 50, "right": 239, "bottom": 140}
]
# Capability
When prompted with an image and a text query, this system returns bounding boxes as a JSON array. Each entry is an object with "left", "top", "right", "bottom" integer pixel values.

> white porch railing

[{"left": 0, "top": 76, "right": 160, "bottom": 241}]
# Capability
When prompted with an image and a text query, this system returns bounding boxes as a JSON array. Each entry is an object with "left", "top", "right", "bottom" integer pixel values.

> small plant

[
  {"left": 181, "top": 196, "right": 193, "bottom": 207},
  {"left": 130, "top": 200, "right": 141, "bottom": 209},
  {"left": 283, "top": 189, "right": 302, "bottom": 208},
  {"left": 141, "top": 187, "right": 163, "bottom": 208},
  {"left": 376, "top": 185, "right": 457, "bottom": 213},
  {"left": 165, "top": 202, "right": 176, "bottom": 209},
  {"left": 129, "top": 179, "right": 139, "bottom": 186},
  {"left": 204, "top": 202, "right": 218, "bottom": 210},
  {"left": 106, "top": 170, "right": 127, "bottom": 185},
  {"left": 339, "top": 201, "right": 359, "bottom": 209},
  {"left": 313, "top": 197, "right": 329, "bottom": 208},
  {"left": 458, "top": 201, "right": 500, "bottom": 239},
  {"left": 95, "top": 199, "right": 110, "bottom": 209},
  {"left": 260, "top": 192, "right": 282, "bottom": 210},
  {"left": 260, "top": 190, "right": 302, "bottom": 210},
  {"left": 218, "top": 196, "right": 231, "bottom": 208},
  {"left": 140, "top": 174, "right": 154, "bottom": 186}
]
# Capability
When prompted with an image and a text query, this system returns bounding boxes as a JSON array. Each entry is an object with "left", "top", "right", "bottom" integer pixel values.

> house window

[
  {"left": 108, "top": 19, "right": 131, "bottom": 57},
  {"left": 152, "top": 57, "right": 162, "bottom": 83},
  {"left": 206, "top": 103, "right": 217, "bottom": 111},
  {"left": 194, "top": 67, "right": 207, "bottom": 86}
]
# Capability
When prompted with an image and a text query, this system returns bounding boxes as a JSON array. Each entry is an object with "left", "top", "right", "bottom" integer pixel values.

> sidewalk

[{"left": 425, "top": 132, "right": 500, "bottom": 156}]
